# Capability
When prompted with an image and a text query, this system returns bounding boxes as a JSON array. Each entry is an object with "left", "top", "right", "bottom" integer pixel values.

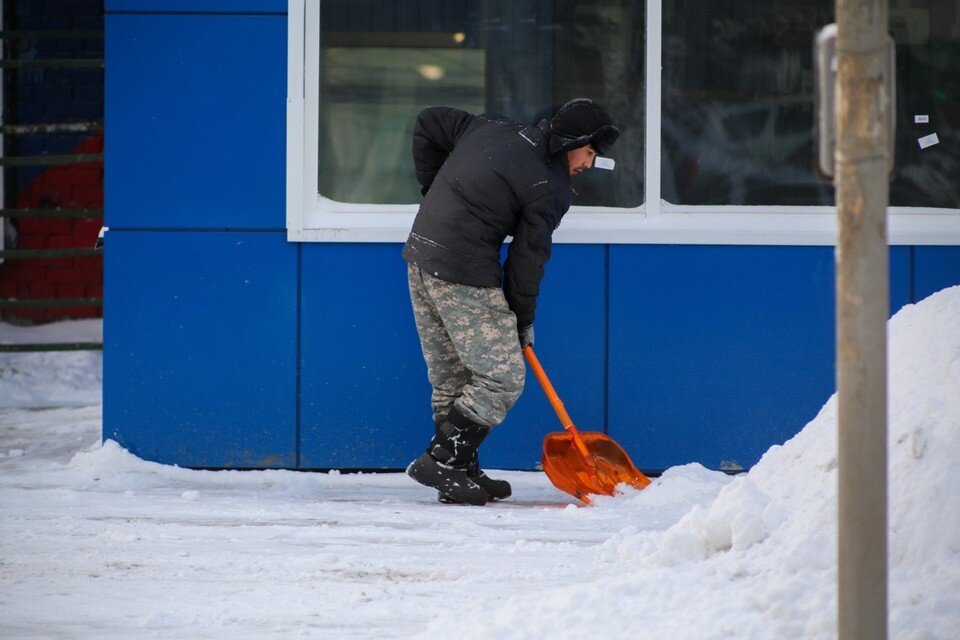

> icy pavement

[
  {"left": 2, "top": 286, "right": 960, "bottom": 638},
  {"left": 0, "top": 402, "right": 727, "bottom": 639}
]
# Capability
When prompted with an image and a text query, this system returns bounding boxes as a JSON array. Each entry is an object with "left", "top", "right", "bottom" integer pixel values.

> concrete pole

[
  {"left": 835, "top": 0, "right": 890, "bottom": 638},
  {"left": 1, "top": 6, "right": 5, "bottom": 263}
]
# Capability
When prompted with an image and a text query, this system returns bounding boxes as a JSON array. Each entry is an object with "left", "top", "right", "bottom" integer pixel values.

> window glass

[
  {"left": 662, "top": 1, "right": 835, "bottom": 206},
  {"left": 662, "top": 0, "right": 960, "bottom": 209},
  {"left": 890, "top": 0, "right": 960, "bottom": 208},
  {"left": 318, "top": 0, "right": 644, "bottom": 207},
  {"left": 320, "top": 46, "right": 484, "bottom": 203},
  {"left": 550, "top": 1, "right": 645, "bottom": 206}
]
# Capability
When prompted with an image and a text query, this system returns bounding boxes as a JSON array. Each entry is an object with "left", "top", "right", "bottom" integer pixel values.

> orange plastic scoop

[{"left": 524, "top": 346, "right": 651, "bottom": 503}]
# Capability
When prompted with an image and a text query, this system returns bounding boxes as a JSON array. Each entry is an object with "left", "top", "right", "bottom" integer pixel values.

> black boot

[
  {"left": 428, "top": 415, "right": 511, "bottom": 504},
  {"left": 406, "top": 407, "right": 491, "bottom": 506},
  {"left": 437, "top": 451, "right": 512, "bottom": 503}
]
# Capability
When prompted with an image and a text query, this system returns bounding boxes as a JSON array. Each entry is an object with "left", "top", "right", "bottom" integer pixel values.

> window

[
  {"left": 287, "top": 0, "right": 960, "bottom": 244},
  {"left": 889, "top": 0, "right": 960, "bottom": 209},
  {"left": 662, "top": 1, "right": 836, "bottom": 206},
  {"left": 662, "top": 0, "right": 960, "bottom": 210},
  {"left": 315, "top": 0, "right": 643, "bottom": 209},
  {"left": 319, "top": 39, "right": 486, "bottom": 205}
]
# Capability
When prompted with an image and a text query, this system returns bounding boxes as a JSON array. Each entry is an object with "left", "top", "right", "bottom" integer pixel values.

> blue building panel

[
  {"left": 608, "top": 245, "right": 838, "bottom": 472},
  {"left": 99, "top": 8, "right": 960, "bottom": 474},
  {"left": 104, "top": 13, "right": 286, "bottom": 230},
  {"left": 299, "top": 244, "right": 427, "bottom": 469},
  {"left": 890, "top": 247, "right": 911, "bottom": 311},
  {"left": 103, "top": 231, "right": 298, "bottom": 468},
  {"left": 914, "top": 246, "right": 960, "bottom": 302},
  {"left": 607, "top": 245, "right": 914, "bottom": 473},
  {"left": 106, "top": 1, "right": 286, "bottom": 12},
  {"left": 298, "top": 244, "right": 605, "bottom": 470}
]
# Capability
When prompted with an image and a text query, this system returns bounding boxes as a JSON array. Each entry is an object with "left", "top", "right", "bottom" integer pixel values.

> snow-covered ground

[{"left": 1, "top": 288, "right": 958, "bottom": 639}]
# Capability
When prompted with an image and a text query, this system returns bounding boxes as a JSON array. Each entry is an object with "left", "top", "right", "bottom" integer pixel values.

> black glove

[{"left": 519, "top": 324, "right": 535, "bottom": 349}]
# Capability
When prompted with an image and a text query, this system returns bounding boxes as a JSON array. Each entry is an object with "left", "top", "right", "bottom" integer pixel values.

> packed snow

[{"left": 1, "top": 287, "right": 958, "bottom": 639}]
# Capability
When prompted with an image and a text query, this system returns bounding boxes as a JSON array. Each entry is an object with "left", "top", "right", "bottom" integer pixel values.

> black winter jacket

[{"left": 402, "top": 107, "right": 572, "bottom": 329}]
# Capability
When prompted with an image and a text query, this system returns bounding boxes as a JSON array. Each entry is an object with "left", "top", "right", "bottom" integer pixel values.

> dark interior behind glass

[
  {"left": 319, "top": 0, "right": 644, "bottom": 207},
  {"left": 662, "top": 0, "right": 959, "bottom": 208},
  {"left": 319, "top": 0, "right": 957, "bottom": 210}
]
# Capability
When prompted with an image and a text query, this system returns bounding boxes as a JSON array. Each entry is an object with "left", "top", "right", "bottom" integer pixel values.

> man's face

[{"left": 566, "top": 145, "right": 597, "bottom": 176}]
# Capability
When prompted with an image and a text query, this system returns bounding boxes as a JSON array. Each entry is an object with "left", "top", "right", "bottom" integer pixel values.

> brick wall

[
  {"left": 1, "top": 0, "right": 104, "bottom": 324},
  {"left": 2, "top": 134, "right": 103, "bottom": 322}
]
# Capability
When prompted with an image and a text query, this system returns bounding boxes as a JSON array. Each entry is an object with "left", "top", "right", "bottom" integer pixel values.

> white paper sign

[
  {"left": 918, "top": 133, "right": 940, "bottom": 149},
  {"left": 914, "top": 115, "right": 930, "bottom": 124},
  {"left": 593, "top": 157, "right": 616, "bottom": 170}
]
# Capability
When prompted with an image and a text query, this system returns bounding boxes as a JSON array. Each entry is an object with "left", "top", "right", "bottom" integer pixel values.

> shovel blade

[{"left": 542, "top": 431, "right": 651, "bottom": 502}]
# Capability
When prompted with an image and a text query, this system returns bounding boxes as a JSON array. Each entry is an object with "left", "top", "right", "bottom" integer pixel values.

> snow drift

[
  {"left": 0, "top": 319, "right": 102, "bottom": 409},
  {"left": 2, "top": 288, "right": 958, "bottom": 639},
  {"left": 425, "top": 285, "right": 960, "bottom": 639}
]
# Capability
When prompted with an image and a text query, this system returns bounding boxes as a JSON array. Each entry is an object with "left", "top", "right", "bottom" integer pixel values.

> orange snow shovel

[{"left": 524, "top": 346, "right": 651, "bottom": 503}]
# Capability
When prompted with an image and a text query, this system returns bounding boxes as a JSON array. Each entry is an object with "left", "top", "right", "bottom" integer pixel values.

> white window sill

[{"left": 287, "top": 201, "right": 960, "bottom": 246}]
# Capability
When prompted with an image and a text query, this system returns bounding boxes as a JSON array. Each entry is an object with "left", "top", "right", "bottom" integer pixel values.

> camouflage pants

[{"left": 407, "top": 264, "right": 525, "bottom": 428}]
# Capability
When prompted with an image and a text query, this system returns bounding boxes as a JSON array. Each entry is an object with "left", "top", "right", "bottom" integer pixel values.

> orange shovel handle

[{"left": 523, "top": 346, "right": 593, "bottom": 461}]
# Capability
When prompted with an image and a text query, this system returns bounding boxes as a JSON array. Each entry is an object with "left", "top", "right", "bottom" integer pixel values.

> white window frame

[{"left": 286, "top": 0, "right": 960, "bottom": 245}]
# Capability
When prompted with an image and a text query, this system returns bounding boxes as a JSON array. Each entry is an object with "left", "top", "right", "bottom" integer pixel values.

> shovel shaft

[{"left": 523, "top": 346, "right": 593, "bottom": 461}]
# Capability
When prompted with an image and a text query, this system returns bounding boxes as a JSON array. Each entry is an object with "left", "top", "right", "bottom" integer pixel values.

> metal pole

[
  {"left": 835, "top": 0, "right": 890, "bottom": 638},
  {"left": 1, "top": 5, "right": 6, "bottom": 265}
]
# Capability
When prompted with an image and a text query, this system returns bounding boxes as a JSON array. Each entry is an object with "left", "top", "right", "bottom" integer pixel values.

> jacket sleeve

[
  {"left": 412, "top": 107, "right": 476, "bottom": 193},
  {"left": 503, "top": 189, "right": 568, "bottom": 329}
]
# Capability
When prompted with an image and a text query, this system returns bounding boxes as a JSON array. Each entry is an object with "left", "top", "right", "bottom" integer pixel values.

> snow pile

[
  {"left": 645, "top": 284, "right": 960, "bottom": 572},
  {"left": 0, "top": 319, "right": 102, "bottom": 409},
  {"left": 64, "top": 437, "right": 425, "bottom": 499},
  {"left": 4, "top": 290, "right": 959, "bottom": 639},
  {"left": 587, "top": 463, "right": 733, "bottom": 533},
  {"left": 424, "top": 285, "right": 960, "bottom": 639}
]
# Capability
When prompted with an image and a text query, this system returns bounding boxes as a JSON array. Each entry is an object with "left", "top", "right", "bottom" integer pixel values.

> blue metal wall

[{"left": 104, "top": 2, "right": 960, "bottom": 472}]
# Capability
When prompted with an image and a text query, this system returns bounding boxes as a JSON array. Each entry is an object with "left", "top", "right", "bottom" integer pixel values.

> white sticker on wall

[
  {"left": 918, "top": 133, "right": 940, "bottom": 149},
  {"left": 914, "top": 115, "right": 929, "bottom": 124}
]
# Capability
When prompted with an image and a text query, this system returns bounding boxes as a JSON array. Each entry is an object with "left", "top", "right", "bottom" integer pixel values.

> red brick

[
  {"left": 16, "top": 218, "right": 51, "bottom": 235},
  {"left": 62, "top": 166, "right": 102, "bottom": 184},
  {"left": 46, "top": 267, "right": 75, "bottom": 284},
  {"left": 45, "top": 236, "right": 80, "bottom": 249},
  {"left": 74, "top": 262, "right": 103, "bottom": 280},
  {"left": 20, "top": 217, "right": 64, "bottom": 235},
  {"left": 2, "top": 267, "right": 50, "bottom": 291},
  {"left": 45, "top": 218, "right": 75, "bottom": 235},
  {"left": 57, "top": 282, "right": 86, "bottom": 298},
  {"left": 71, "top": 185, "right": 103, "bottom": 205},
  {"left": 65, "top": 165, "right": 103, "bottom": 183},
  {"left": 38, "top": 257, "right": 73, "bottom": 269},
  {"left": 22, "top": 190, "right": 62, "bottom": 210},
  {"left": 8, "top": 308, "right": 46, "bottom": 324},
  {"left": 73, "top": 218, "right": 103, "bottom": 240},
  {"left": 79, "top": 134, "right": 104, "bottom": 153},
  {"left": 1, "top": 276, "right": 18, "bottom": 298},
  {"left": 11, "top": 233, "right": 46, "bottom": 249},
  {"left": 31, "top": 282, "right": 56, "bottom": 298},
  {"left": 60, "top": 187, "right": 83, "bottom": 208},
  {"left": 71, "top": 257, "right": 101, "bottom": 271},
  {"left": 45, "top": 267, "right": 83, "bottom": 283},
  {"left": 6, "top": 128, "right": 105, "bottom": 325},
  {"left": 13, "top": 130, "right": 105, "bottom": 215},
  {"left": 8, "top": 264, "right": 54, "bottom": 284}
]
